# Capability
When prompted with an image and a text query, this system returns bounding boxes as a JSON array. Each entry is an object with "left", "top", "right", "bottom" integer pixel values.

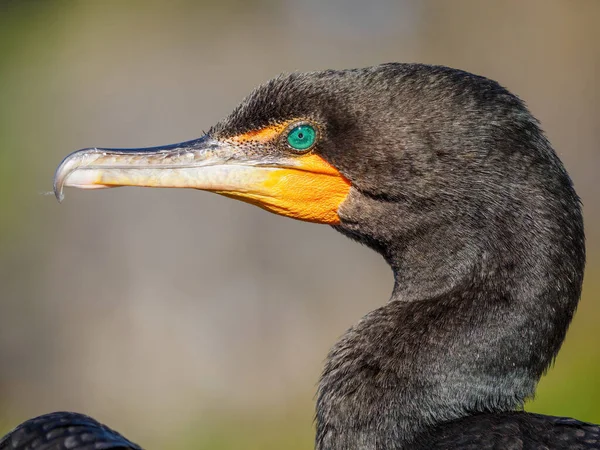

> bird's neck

[{"left": 317, "top": 209, "right": 583, "bottom": 449}]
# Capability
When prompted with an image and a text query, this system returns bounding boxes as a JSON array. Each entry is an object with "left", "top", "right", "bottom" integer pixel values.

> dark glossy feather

[
  {"left": 416, "top": 412, "right": 600, "bottom": 449},
  {"left": 0, "top": 412, "right": 142, "bottom": 450}
]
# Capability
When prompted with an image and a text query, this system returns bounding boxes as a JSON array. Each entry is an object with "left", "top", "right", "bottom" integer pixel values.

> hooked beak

[
  {"left": 53, "top": 136, "right": 275, "bottom": 202},
  {"left": 53, "top": 135, "right": 350, "bottom": 224}
]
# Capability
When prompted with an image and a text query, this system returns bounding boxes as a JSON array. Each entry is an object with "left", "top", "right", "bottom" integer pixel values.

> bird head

[
  {"left": 54, "top": 70, "right": 367, "bottom": 225},
  {"left": 54, "top": 64, "right": 583, "bottom": 286},
  {"left": 54, "top": 66, "right": 511, "bottom": 230}
]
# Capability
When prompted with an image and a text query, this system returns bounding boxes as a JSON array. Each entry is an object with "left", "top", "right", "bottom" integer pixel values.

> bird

[{"left": 3, "top": 63, "right": 599, "bottom": 449}]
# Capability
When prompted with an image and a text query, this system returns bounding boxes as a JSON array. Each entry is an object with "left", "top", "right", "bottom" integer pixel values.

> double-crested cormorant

[{"left": 3, "top": 64, "right": 599, "bottom": 449}]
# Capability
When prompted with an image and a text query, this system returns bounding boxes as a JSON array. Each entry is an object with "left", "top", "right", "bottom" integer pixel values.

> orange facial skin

[
  {"left": 231, "top": 122, "right": 290, "bottom": 143},
  {"left": 218, "top": 152, "right": 351, "bottom": 224},
  {"left": 221, "top": 121, "right": 351, "bottom": 224}
]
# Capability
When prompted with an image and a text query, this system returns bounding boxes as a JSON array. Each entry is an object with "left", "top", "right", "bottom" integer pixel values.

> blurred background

[{"left": 1, "top": 0, "right": 599, "bottom": 448}]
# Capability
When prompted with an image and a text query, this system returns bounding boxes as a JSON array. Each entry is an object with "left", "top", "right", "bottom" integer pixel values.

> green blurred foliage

[{"left": 0, "top": 1, "right": 63, "bottom": 241}]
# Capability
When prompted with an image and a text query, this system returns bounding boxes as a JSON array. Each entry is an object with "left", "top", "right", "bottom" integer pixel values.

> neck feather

[{"left": 317, "top": 190, "right": 584, "bottom": 449}]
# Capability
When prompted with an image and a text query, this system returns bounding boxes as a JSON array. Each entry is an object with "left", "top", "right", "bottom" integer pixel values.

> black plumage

[
  {"left": 215, "top": 65, "right": 593, "bottom": 447},
  {"left": 0, "top": 412, "right": 141, "bottom": 450},
  {"left": 415, "top": 412, "right": 600, "bottom": 449},
  {"left": 4, "top": 63, "right": 598, "bottom": 449}
]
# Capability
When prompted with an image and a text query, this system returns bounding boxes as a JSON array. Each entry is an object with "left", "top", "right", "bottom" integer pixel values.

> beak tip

[{"left": 53, "top": 171, "right": 65, "bottom": 203}]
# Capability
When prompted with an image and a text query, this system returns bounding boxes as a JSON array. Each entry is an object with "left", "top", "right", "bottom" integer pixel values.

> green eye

[{"left": 287, "top": 124, "right": 317, "bottom": 151}]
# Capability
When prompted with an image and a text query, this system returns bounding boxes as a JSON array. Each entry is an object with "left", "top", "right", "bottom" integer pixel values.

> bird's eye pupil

[{"left": 287, "top": 124, "right": 316, "bottom": 151}]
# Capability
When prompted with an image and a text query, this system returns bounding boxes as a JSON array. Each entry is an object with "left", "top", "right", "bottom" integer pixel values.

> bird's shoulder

[{"left": 413, "top": 412, "right": 600, "bottom": 449}]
